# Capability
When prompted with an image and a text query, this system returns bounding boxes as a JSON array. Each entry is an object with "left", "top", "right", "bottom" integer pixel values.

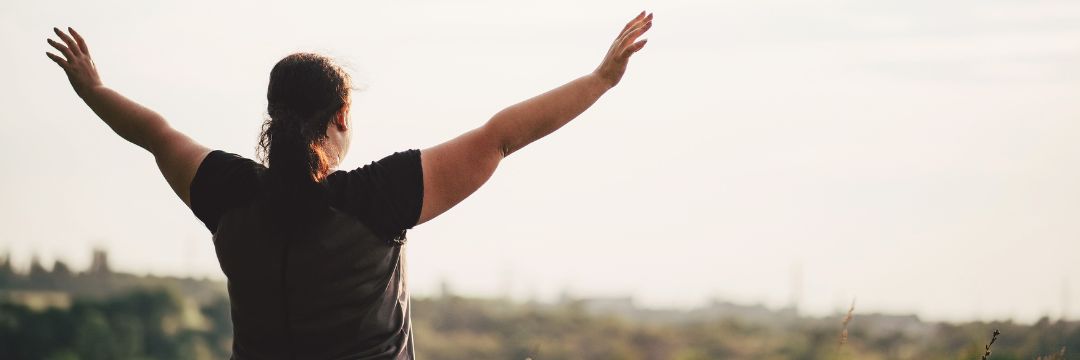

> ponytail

[
  {"left": 264, "top": 105, "right": 337, "bottom": 185},
  {"left": 257, "top": 53, "right": 352, "bottom": 232}
]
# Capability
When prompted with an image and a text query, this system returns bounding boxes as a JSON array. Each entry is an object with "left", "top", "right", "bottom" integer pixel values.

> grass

[{"left": 980, "top": 329, "right": 999, "bottom": 360}]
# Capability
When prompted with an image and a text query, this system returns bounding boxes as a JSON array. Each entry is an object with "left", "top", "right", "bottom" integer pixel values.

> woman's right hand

[
  {"left": 594, "top": 11, "right": 653, "bottom": 88},
  {"left": 46, "top": 27, "right": 103, "bottom": 98}
]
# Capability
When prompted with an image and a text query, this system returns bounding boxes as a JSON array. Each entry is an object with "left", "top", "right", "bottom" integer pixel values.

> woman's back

[{"left": 191, "top": 150, "right": 423, "bottom": 359}]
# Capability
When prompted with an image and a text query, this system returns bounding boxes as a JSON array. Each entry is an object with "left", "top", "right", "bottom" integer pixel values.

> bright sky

[{"left": 2, "top": 0, "right": 1079, "bottom": 323}]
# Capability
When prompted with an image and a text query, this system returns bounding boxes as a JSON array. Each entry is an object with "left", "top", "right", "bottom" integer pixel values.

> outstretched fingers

[
  {"left": 622, "top": 18, "right": 652, "bottom": 44},
  {"left": 69, "top": 27, "right": 89, "bottom": 55},
  {"left": 46, "top": 27, "right": 91, "bottom": 69},
  {"left": 47, "top": 38, "right": 74, "bottom": 62},
  {"left": 619, "top": 12, "right": 651, "bottom": 40},
  {"left": 52, "top": 28, "right": 80, "bottom": 59},
  {"left": 628, "top": 39, "right": 648, "bottom": 55},
  {"left": 620, "top": 11, "right": 647, "bottom": 35},
  {"left": 45, "top": 26, "right": 104, "bottom": 95},
  {"left": 46, "top": 52, "right": 68, "bottom": 68},
  {"left": 618, "top": 14, "right": 653, "bottom": 59},
  {"left": 594, "top": 11, "right": 655, "bottom": 86}
]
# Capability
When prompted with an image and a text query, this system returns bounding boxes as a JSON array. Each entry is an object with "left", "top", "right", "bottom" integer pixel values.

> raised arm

[
  {"left": 417, "top": 12, "right": 653, "bottom": 224},
  {"left": 46, "top": 27, "right": 210, "bottom": 208}
]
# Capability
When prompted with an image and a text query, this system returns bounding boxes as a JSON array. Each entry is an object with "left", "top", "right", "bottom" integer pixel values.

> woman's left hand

[
  {"left": 47, "top": 27, "right": 103, "bottom": 98},
  {"left": 594, "top": 11, "right": 653, "bottom": 88}
]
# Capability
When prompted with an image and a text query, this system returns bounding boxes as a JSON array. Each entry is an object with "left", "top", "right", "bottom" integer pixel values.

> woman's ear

[{"left": 333, "top": 107, "right": 349, "bottom": 131}]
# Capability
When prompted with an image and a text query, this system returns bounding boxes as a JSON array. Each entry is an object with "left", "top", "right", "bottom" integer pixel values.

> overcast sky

[{"left": 2, "top": 0, "right": 1080, "bottom": 323}]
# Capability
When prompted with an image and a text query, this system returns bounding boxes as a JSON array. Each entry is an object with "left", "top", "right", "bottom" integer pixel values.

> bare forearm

[
  {"left": 415, "top": 12, "right": 652, "bottom": 224},
  {"left": 80, "top": 86, "right": 170, "bottom": 152},
  {"left": 47, "top": 27, "right": 211, "bottom": 208},
  {"left": 486, "top": 73, "right": 612, "bottom": 156}
]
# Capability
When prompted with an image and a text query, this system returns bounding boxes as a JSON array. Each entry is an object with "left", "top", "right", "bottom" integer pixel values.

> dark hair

[
  {"left": 257, "top": 53, "right": 352, "bottom": 228},
  {"left": 259, "top": 53, "right": 351, "bottom": 181}
]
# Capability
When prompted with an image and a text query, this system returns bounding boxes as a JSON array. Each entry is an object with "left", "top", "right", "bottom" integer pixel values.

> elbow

[
  {"left": 481, "top": 115, "right": 516, "bottom": 159},
  {"left": 498, "top": 142, "right": 513, "bottom": 158}
]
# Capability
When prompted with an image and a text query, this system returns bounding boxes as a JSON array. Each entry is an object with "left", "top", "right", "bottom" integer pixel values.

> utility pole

[
  {"left": 790, "top": 261, "right": 803, "bottom": 317},
  {"left": 1062, "top": 277, "right": 1070, "bottom": 322}
]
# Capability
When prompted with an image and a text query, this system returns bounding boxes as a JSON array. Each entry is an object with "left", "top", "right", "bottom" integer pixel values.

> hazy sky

[{"left": 3, "top": 0, "right": 1080, "bottom": 323}]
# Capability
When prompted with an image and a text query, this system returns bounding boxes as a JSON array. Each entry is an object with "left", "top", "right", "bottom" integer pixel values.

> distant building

[
  {"left": 89, "top": 248, "right": 110, "bottom": 274},
  {"left": 578, "top": 296, "right": 637, "bottom": 317},
  {"left": 697, "top": 299, "right": 799, "bottom": 325}
]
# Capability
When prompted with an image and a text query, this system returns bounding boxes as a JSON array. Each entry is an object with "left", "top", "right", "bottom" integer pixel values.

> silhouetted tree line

[
  {"left": 0, "top": 252, "right": 225, "bottom": 305},
  {"left": 1, "top": 253, "right": 1078, "bottom": 359},
  {"left": 0, "top": 289, "right": 232, "bottom": 360},
  {"left": 410, "top": 296, "right": 1080, "bottom": 360}
]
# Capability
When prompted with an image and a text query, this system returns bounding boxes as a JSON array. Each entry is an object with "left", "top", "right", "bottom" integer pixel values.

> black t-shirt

[
  {"left": 191, "top": 149, "right": 424, "bottom": 242},
  {"left": 190, "top": 149, "right": 424, "bottom": 360}
]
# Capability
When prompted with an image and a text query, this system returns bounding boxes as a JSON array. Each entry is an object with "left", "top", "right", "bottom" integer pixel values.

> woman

[{"left": 46, "top": 11, "right": 653, "bottom": 359}]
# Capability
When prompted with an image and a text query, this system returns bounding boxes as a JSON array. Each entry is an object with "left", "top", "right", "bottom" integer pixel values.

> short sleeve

[
  {"left": 325, "top": 149, "right": 424, "bottom": 243},
  {"left": 190, "top": 150, "right": 263, "bottom": 233}
]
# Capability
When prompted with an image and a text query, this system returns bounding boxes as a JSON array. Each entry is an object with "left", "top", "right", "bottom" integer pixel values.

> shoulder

[
  {"left": 190, "top": 150, "right": 265, "bottom": 233},
  {"left": 324, "top": 150, "right": 422, "bottom": 191},
  {"left": 192, "top": 150, "right": 264, "bottom": 192},
  {"left": 324, "top": 150, "right": 424, "bottom": 242}
]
